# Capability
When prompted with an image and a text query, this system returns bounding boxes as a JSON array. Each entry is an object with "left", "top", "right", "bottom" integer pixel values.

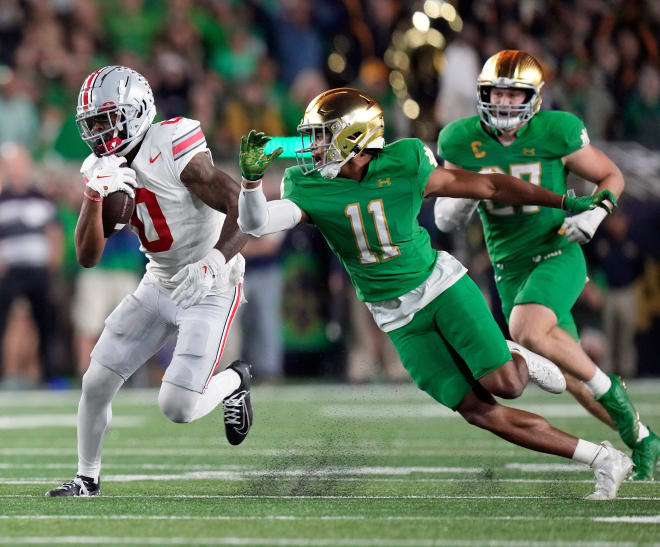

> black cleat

[
  {"left": 222, "top": 360, "right": 253, "bottom": 446},
  {"left": 45, "top": 475, "right": 100, "bottom": 497}
]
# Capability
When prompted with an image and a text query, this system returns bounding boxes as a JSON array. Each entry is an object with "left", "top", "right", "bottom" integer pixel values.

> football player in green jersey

[
  {"left": 434, "top": 49, "right": 659, "bottom": 481},
  {"left": 236, "top": 87, "right": 633, "bottom": 499}
]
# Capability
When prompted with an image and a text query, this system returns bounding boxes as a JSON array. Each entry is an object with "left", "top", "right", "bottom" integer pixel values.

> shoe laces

[
  {"left": 56, "top": 478, "right": 80, "bottom": 491},
  {"left": 223, "top": 390, "right": 247, "bottom": 426},
  {"left": 56, "top": 476, "right": 90, "bottom": 493}
]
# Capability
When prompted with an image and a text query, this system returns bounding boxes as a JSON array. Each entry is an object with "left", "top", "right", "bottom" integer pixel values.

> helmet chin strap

[
  {"left": 319, "top": 126, "right": 383, "bottom": 179},
  {"left": 320, "top": 150, "right": 357, "bottom": 179}
]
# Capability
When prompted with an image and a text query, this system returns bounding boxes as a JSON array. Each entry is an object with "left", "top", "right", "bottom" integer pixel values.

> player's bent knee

[
  {"left": 509, "top": 324, "right": 545, "bottom": 352},
  {"left": 158, "top": 382, "right": 200, "bottom": 423},
  {"left": 480, "top": 364, "right": 525, "bottom": 399},
  {"left": 81, "top": 360, "right": 124, "bottom": 402}
]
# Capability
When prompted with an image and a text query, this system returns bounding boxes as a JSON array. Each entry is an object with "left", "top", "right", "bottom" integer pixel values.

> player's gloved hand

[
  {"left": 169, "top": 249, "right": 226, "bottom": 309},
  {"left": 559, "top": 208, "right": 609, "bottom": 244},
  {"left": 86, "top": 155, "right": 136, "bottom": 199},
  {"left": 562, "top": 189, "right": 617, "bottom": 214},
  {"left": 239, "top": 129, "right": 284, "bottom": 181}
]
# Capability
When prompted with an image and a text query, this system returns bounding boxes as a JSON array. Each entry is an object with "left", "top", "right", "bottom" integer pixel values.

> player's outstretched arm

[
  {"left": 237, "top": 130, "right": 307, "bottom": 237},
  {"left": 433, "top": 161, "right": 479, "bottom": 233},
  {"left": 424, "top": 166, "right": 616, "bottom": 214}
]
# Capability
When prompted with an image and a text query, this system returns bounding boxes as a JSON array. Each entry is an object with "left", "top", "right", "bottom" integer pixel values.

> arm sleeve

[
  {"left": 433, "top": 196, "right": 479, "bottom": 233},
  {"left": 238, "top": 184, "right": 302, "bottom": 237}
]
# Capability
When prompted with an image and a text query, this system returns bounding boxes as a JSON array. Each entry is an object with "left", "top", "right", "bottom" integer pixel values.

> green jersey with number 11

[
  {"left": 437, "top": 110, "right": 589, "bottom": 263},
  {"left": 281, "top": 138, "right": 437, "bottom": 302}
]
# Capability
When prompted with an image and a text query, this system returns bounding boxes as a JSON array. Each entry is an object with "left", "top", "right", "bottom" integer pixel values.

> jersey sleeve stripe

[
  {"left": 172, "top": 129, "right": 206, "bottom": 159},
  {"left": 172, "top": 125, "right": 201, "bottom": 146}
]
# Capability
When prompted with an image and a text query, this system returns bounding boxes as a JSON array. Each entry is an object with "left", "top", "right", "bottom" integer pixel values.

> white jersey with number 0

[{"left": 81, "top": 116, "right": 243, "bottom": 292}]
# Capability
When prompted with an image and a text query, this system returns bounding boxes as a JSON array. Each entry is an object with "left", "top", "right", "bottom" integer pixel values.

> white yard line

[
  {"left": 1, "top": 515, "right": 659, "bottom": 523},
  {"left": 0, "top": 537, "right": 643, "bottom": 546},
  {"left": 0, "top": 494, "right": 657, "bottom": 500},
  {"left": 0, "top": 415, "right": 144, "bottom": 429}
]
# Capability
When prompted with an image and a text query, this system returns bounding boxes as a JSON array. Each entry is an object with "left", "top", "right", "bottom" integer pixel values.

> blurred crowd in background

[{"left": 0, "top": 0, "right": 658, "bottom": 390}]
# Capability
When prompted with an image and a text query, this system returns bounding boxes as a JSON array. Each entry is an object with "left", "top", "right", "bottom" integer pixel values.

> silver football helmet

[{"left": 76, "top": 66, "right": 156, "bottom": 157}]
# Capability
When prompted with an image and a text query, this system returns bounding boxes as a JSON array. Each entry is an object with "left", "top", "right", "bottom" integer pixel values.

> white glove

[
  {"left": 559, "top": 207, "right": 608, "bottom": 244},
  {"left": 86, "top": 155, "right": 137, "bottom": 199},
  {"left": 169, "top": 249, "right": 227, "bottom": 308}
]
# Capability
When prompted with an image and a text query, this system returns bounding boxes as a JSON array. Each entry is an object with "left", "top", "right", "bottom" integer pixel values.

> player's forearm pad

[
  {"left": 238, "top": 184, "right": 302, "bottom": 236},
  {"left": 433, "top": 197, "right": 479, "bottom": 233}
]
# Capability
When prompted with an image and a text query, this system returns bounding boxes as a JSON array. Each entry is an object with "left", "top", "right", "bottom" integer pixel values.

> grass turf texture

[{"left": 0, "top": 381, "right": 658, "bottom": 545}]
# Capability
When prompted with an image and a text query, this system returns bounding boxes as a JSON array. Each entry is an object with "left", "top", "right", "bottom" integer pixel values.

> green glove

[
  {"left": 563, "top": 189, "right": 617, "bottom": 213},
  {"left": 239, "top": 129, "right": 284, "bottom": 181}
]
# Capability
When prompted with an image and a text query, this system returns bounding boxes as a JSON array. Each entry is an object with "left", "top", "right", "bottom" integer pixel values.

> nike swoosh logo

[
  {"left": 235, "top": 401, "right": 251, "bottom": 434},
  {"left": 150, "top": 152, "right": 161, "bottom": 163},
  {"left": 97, "top": 175, "right": 111, "bottom": 179}
]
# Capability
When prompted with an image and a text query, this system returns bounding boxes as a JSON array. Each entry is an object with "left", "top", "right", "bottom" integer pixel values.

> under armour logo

[
  {"left": 522, "top": 148, "right": 535, "bottom": 155},
  {"left": 378, "top": 178, "right": 391, "bottom": 187}
]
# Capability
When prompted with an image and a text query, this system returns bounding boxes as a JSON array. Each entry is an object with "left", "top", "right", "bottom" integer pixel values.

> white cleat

[
  {"left": 586, "top": 441, "right": 633, "bottom": 500},
  {"left": 506, "top": 340, "right": 566, "bottom": 394}
]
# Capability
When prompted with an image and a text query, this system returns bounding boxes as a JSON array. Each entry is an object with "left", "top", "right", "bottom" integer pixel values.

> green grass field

[{"left": 0, "top": 380, "right": 658, "bottom": 546}]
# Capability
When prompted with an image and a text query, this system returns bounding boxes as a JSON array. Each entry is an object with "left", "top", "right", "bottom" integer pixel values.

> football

[{"left": 102, "top": 191, "right": 135, "bottom": 238}]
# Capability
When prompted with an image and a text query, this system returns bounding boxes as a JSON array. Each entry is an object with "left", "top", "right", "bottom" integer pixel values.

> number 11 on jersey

[{"left": 346, "top": 200, "right": 400, "bottom": 264}]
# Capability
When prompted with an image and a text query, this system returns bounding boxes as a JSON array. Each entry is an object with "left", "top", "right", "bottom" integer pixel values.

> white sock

[
  {"left": 585, "top": 367, "right": 611, "bottom": 398},
  {"left": 190, "top": 368, "right": 241, "bottom": 421},
  {"left": 637, "top": 422, "right": 650, "bottom": 443},
  {"left": 572, "top": 439, "right": 609, "bottom": 468},
  {"left": 77, "top": 360, "right": 124, "bottom": 481}
]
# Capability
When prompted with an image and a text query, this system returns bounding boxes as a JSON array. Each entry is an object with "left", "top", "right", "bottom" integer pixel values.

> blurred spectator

[
  {"left": 222, "top": 78, "right": 285, "bottom": 148},
  {"left": 586, "top": 210, "right": 645, "bottom": 378},
  {"left": 0, "top": 144, "right": 62, "bottom": 386},
  {"left": 238, "top": 233, "right": 286, "bottom": 382},
  {"left": 103, "top": 0, "right": 163, "bottom": 61},
  {"left": 352, "top": 57, "right": 403, "bottom": 142},
  {"left": 257, "top": 0, "right": 324, "bottom": 86},
  {"left": 623, "top": 64, "right": 660, "bottom": 149},
  {"left": 0, "top": 0, "right": 25, "bottom": 67},
  {"left": 210, "top": 25, "right": 266, "bottom": 85},
  {"left": 434, "top": 23, "right": 481, "bottom": 127},
  {"left": 280, "top": 68, "right": 328, "bottom": 136},
  {"left": 71, "top": 229, "right": 143, "bottom": 375},
  {"left": 553, "top": 60, "right": 615, "bottom": 140},
  {"left": 346, "top": 291, "right": 408, "bottom": 384},
  {"left": 0, "top": 71, "right": 39, "bottom": 151}
]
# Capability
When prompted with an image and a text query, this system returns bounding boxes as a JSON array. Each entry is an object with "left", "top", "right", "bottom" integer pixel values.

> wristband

[
  {"left": 84, "top": 191, "right": 103, "bottom": 202},
  {"left": 241, "top": 176, "right": 263, "bottom": 191}
]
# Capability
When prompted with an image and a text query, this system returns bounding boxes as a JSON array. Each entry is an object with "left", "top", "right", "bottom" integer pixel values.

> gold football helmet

[
  {"left": 477, "top": 50, "right": 544, "bottom": 131},
  {"left": 296, "top": 88, "right": 385, "bottom": 179}
]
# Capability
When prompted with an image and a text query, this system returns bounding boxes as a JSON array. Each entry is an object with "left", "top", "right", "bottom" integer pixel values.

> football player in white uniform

[{"left": 46, "top": 66, "right": 269, "bottom": 497}]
